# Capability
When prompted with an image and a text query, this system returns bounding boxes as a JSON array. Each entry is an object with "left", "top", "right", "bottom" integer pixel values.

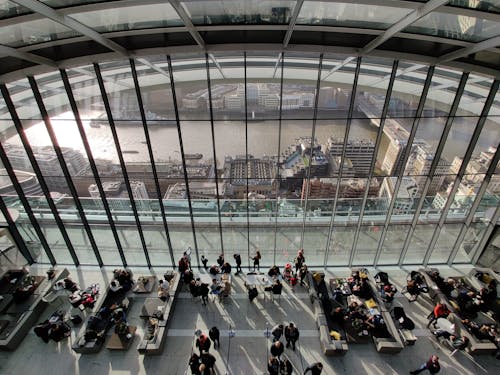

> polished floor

[{"left": 0, "top": 265, "right": 498, "bottom": 375}]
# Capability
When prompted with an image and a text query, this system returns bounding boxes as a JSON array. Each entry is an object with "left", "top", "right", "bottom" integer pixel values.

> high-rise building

[{"left": 325, "top": 138, "right": 375, "bottom": 176}]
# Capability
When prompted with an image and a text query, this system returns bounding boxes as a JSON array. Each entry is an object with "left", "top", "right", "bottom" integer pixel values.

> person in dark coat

[
  {"left": 271, "top": 324, "right": 284, "bottom": 342},
  {"left": 233, "top": 254, "right": 242, "bottom": 274},
  {"left": 200, "top": 352, "right": 216, "bottom": 374},
  {"left": 410, "top": 355, "right": 441, "bottom": 374},
  {"left": 268, "top": 356, "right": 280, "bottom": 375},
  {"left": 199, "top": 283, "right": 209, "bottom": 305},
  {"left": 281, "top": 358, "right": 293, "bottom": 375},
  {"left": 209, "top": 326, "right": 220, "bottom": 349},
  {"left": 304, "top": 362, "right": 323, "bottom": 375},
  {"left": 270, "top": 340, "right": 284, "bottom": 359},
  {"left": 285, "top": 322, "right": 300, "bottom": 350},
  {"left": 189, "top": 353, "right": 201, "bottom": 375}
]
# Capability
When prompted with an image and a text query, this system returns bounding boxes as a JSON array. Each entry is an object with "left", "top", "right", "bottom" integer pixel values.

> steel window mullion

[
  {"left": 324, "top": 56, "right": 362, "bottom": 266},
  {"left": 93, "top": 63, "right": 151, "bottom": 268},
  {"left": 471, "top": 207, "right": 500, "bottom": 265},
  {"left": 399, "top": 73, "right": 470, "bottom": 265},
  {"left": 0, "top": 196, "right": 33, "bottom": 263},
  {"left": 1, "top": 84, "right": 80, "bottom": 266},
  {"left": 129, "top": 58, "right": 175, "bottom": 267},
  {"left": 204, "top": 53, "right": 224, "bottom": 256},
  {"left": 420, "top": 73, "right": 470, "bottom": 265},
  {"left": 349, "top": 60, "right": 399, "bottom": 267},
  {"left": 60, "top": 69, "right": 127, "bottom": 267},
  {"left": 448, "top": 148, "right": 500, "bottom": 265},
  {"left": 244, "top": 52, "right": 250, "bottom": 265},
  {"left": 373, "top": 66, "right": 435, "bottom": 265},
  {"left": 300, "top": 54, "right": 323, "bottom": 250},
  {"left": 0, "top": 142, "right": 55, "bottom": 264},
  {"left": 426, "top": 80, "right": 499, "bottom": 264},
  {"left": 166, "top": 55, "right": 200, "bottom": 267},
  {"left": 273, "top": 53, "right": 285, "bottom": 265},
  {"left": 28, "top": 76, "right": 103, "bottom": 267}
]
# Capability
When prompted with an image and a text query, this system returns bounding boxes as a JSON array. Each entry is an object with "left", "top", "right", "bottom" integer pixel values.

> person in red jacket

[{"left": 427, "top": 303, "right": 450, "bottom": 328}]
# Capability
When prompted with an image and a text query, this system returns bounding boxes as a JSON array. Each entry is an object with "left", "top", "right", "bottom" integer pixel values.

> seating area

[
  {"left": 137, "top": 272, "right": 180, "bottom": 355},
  {"left": 0, "top": 269, "right": 49, "bottom": 350},
  {"left": 420, "top": 268, "right": 498, "bottom": 354},
  {"left": 1, "top": 265, "right": 499, "bottom": 375}
]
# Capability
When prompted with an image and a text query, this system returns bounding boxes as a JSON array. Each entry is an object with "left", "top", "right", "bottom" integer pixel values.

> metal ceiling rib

[{"left": 0, "top": 0, "right": 498, "bottom": 81}]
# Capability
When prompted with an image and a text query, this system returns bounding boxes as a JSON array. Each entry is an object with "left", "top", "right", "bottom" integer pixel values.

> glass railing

[{"left": 7, "top": 194, "right": 498, "bottom": 225}]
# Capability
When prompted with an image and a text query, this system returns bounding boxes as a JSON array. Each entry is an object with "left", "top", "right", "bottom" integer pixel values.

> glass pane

[
  {"left": 70, "top": 3, "right": 182, "bottom": 33},
  {"left": 0, "top": 18, "right": 80, "bottom": 47},
  {"left": 326, "top": 226, "right": 354, "bottom": 265},
  {"left": 454, "top": 222, "right": 487, "bottom": 263},
  {"left": 298, "top": 1, "right": 412, "bottom": 29},
  {"left": 428, "top": 223, "right": 462, "bottom": 263},
  {"left": 352, "top": 225, "right": 382, "bottom": 265},
  {"left": 181, "top": 0, "right": 296, "bottom": 25},
  {"left": 404, "top": 11, "right": 500, "bottom": 42},
  {"left": 378, "top": 225, "right": 411, "bottom": 265},
  {"left": 403, "top": 224, "right": 433, "bottom": 264},
  {"left": 448, "top": 0, "right": 500, "bottom": 14},
  {"left": 0, "top": 0, "right": 31, "bottom": 19}
]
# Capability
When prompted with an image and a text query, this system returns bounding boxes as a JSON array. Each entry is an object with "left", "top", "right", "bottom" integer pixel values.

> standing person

[
  {"left": 268, "top": 356, "right": 280, "bottom": 375},
  {"left": 427, "top": 303, "right": 450, "bottom": 328},
  {"left": 303, "top": 362, "right": 323, "bottom": 375},
  {"left": 252, "top": 250, "right": 262, "bottom": 272},
  {"left": 280, "top": 358, "right": 293, "bottom": 375},
  {"left": 410, "top": 355, "right": 441, "bottom": 374},
  {"left": 209, "top": 326, "right": 220, "bottom": 349},
  {"left": 189, "top": 353, "right": 201, "bottom": 375},
  {"left": 234, "top": 254, "right": 242, "bottom": 274},
  {"left": 285, "top": 322, "right": 300, "bottom": 350},
  {"left": 200, "top": 352, "right": 216, "bottom": 374},
  {"left": 271, "top": 324, "right": 284, "bottom": 342},
  {"left": 295, "top": 249, "right": 305, "bottom": 273},
  {"left": 270, "top": 340, "right": 284, "bottom": 359},
  {"left": 196, "top": 333, "right": 211, "bottom": 355},
  {"left": 299, "top": 265, "right": 308, "bottom": 286},
  {"left": 217, "top": 254, "right": 224, "bottom": 268},
  {"left": 184, "top": 249, "right": 192, "bottom": 270},
  {"left": 201, "top": 255, "right": 209, "bottom": 270}
]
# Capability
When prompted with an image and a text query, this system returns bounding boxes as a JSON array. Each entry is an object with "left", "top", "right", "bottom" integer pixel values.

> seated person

[
  {"left": 63, "top": 277, "right": 79, "bottom": 292},
  {"left": 158, "top": 279, "right": 170, "bottom": 301},
  {"left": 209, "top": 265, "right": 220, "bottom": 276},
  {"left": 145, "top": 318, "right": 158, "bottom": 340},
  {"left": 109, "top": 280, "right": 122, "bottom": 293},
  {"left": 381, "top": 283, "right": 397, "bottom": 303},
  {"left": 271, "top": 280, "right": 283, "bottom": 294},
  {"left": 268, "top": 265, "right": 280, "bottom": 278},
  {"left": 283, "top": 264, "right": 293, "bottom": 282},
  {"left": 114, "top": 269, "right": 133, "bottom": 291},
  {"left": 114, "top": 318, "right": 129, "bottom": 339},
  {"left": 210, "top": 279, "right": 222, "bottom": 296},
  {"left": 221, "top": 262, "right": 232, "bottom": 274},
  {"left": 432, "top": 330, "right": 469, "bottom": 350},
  {"left": 366, "top": 314, "right": 390, "bottom": 338},
  {"left": 352, "top": 279, "right": 371, "bottom": 300},
  {"left": 406, "top": 279, "right": 420, "bottom": 299},
  {"left": 12, "top": 285, "right": 35, "bottom": 303},
  {"left": 184, "top": 269, "right": 194, "bottom": 285},
  {"left": 331, "top": 307, "right": 347, "bottom": 327},
  {"left": 48, "top": 322, "right": 71, "bottom": 342}
]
